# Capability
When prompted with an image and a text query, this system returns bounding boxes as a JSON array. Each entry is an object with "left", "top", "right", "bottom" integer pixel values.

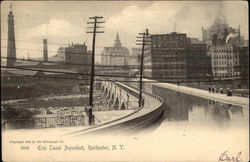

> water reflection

[{"left": 151, "top": 85, "right": 247, "bottom": 129}]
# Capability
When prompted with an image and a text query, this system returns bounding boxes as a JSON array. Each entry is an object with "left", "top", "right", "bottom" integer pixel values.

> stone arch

[
  {"left": 101, "top": 85, "right": 105, "bottom": 92},
  {"left": 120, "top": 102, "right": 126, "bottom": 110},
  {"left": 107, "top": 90, "right": 111, "bottom": 100},
  {"left": 113, "top": 97, "right": 119, "bottom": 110}
]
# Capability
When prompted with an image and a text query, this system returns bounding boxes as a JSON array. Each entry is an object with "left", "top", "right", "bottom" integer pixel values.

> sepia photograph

[{"left": 1, "top": 0, "right": 249, "bottom": 161}]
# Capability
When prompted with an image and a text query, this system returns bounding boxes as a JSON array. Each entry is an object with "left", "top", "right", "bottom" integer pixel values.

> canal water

[
  {"left": 125, "top": 79, "right": 248, "bottom": 131},
  {"left": 150, "top": 84, "right": 248, "bottom": 131},
  {"left": 141, "top": 83, "right": 249, "bottom": 161}
]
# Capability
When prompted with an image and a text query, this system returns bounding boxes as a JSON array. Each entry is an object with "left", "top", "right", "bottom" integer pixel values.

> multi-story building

[
  {"left": 101, "top": 33, "right": 130, "bottom": 75},
  {"left": 150, "top": 32, "right": 211, "bottom": 82},
  {"left": 128, "top": 47, "right": 141, "bottom": 76},
  {"left": 238, "top": 46, "right": 249, "bottom": 79},
  {"left": 186, "top": 43, "right": 212, "bottom": 80},
  {"left": 151, "top": 32, "right": 188, "bottom": 81},
  {"left": 143, "top": 45, "right": 152, "bottom": 78},
  {"left": 57, "top": 42, "right": 90, "bottom": 66},
  {"left": 209, "top": 44, "right": 249, "bottom": 80},
  {"left": 129, "top": 47, "right": 141, "bottom": 66},
  {"left": 101, "top": 33, "right": 130, "bottom": 66}
]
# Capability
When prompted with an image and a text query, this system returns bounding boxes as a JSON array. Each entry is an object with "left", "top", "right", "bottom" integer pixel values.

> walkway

[{"left": 145, "top": 79, "right": 249, "bottom": 107}]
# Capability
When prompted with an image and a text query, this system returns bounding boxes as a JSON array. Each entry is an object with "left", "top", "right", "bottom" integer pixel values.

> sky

[{"left": 1, "top": 1, "right": 249, "bottom": 62}]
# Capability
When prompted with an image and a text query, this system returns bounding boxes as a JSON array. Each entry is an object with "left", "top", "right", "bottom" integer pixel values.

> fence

[{"left": 2, "top": 115, "right": 86, "bottom": 129}]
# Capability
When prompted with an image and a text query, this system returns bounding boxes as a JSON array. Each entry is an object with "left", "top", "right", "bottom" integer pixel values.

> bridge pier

[
  {"left": 112, "top": 97, "right": 119, "bottom": 110},
  {"left": 108, "top": 93, "right": 115, "bottom": 110}
]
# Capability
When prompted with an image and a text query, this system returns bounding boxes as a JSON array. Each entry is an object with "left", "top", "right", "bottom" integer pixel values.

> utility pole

[
  {"left": 136, "top": 29, "right": 151, "bottom": 107},
  {"left": 87, "top": 16, "right": 104, "bottom": 125}
]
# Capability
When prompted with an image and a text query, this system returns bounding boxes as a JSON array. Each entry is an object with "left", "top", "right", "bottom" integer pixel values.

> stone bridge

[
  {"left": 65, "top": 80, "right": 165, "bottom": 136},
  {"left": 98, "top": 80, "right": 140, "bottom": 110}
]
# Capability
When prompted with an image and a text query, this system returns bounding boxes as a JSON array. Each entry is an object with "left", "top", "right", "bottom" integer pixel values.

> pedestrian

[
  {"left": 178, "top": 82, "right": 180, "bottom": 87},
  {"left": 229, "top": 89, "right": 232, "bottom": 96},
  {"left": 215, "top": 87, "right": 218, "bottom": 93},
  {"left": 208, "top": 87, "right": 211, "bottom": 93},
  {"left": 220, "top": 88, "right": 223, "bottom": 94},
  {"left": 142, "top": 98, "right": 145, "bottom": 107},
  {"left": 227, "top": 88, "right": 231, "bottom": 96},
  {"left": 212, "top": 87, "right": 214, "bottom": 93}
]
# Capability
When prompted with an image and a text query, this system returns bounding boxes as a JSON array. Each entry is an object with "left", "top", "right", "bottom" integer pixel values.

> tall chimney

[
  {"left": 7, "top": 9, "right": 16, "bottom": 67},
  {"left": 43, "top": 39, "right": 48, "bottom": 62}
]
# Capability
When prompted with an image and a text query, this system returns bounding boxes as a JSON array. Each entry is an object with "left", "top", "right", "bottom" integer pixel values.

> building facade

[
  {"left": 101, "top": 33, "right": 130, "bottom": 66},
  {"left": 209, "top": 44, "right": 249, "bottom": 80},
  {"left": 57, "top": 43, "right": 91, "bottom": 67},
  {"left": 150, "top": 32, "right": 211, "bottom": 82},
  {"left": 143, "top": 45, "right": 152, "bottom": 78},
  {"left": 129, "top": 47, "right": 141, "bottom": 66},
  {"left": 151, "top": 32, "right": 189, "bottom": 81},
  {"left": 128, "top": 47, "right": 141, "bottom": 76},
  {"left": 186, "top": 43, "right": 212, "bottom": 80},
  {"left": 101, "top": 33, "right": 130, "bottom": 75}
]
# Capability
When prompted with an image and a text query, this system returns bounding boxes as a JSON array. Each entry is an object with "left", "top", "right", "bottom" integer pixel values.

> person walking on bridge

[{"left": 220, "top": 88, "right": 223, "bottom": 94}]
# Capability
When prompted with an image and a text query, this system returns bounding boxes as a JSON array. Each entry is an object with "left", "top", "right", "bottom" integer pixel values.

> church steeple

[
  {"left": 7, "top": 2, "right": 16, "bottom": 67},
  {"left": 114, "top": 33, "right": 122, "bottom": 48}
]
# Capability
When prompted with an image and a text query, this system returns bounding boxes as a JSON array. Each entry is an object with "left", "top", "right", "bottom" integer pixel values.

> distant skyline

[{"left": 1, "top": 1, "right": 248, "bottom": 62}]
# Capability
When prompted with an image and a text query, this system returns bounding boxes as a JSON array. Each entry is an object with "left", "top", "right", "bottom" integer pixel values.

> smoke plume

[{"left": 226, "top": 33, "right": 239, "bottom": 44}]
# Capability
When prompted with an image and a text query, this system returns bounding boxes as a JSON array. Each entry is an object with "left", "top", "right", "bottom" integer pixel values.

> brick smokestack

[
  {"left": 43, "top": 39, "right": 48, "bottom": 62},
  {"left": 7, "top": 10, "right": 16, "bottom": 67}
]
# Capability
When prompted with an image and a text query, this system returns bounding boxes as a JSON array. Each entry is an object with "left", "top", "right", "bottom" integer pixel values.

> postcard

[{"left": 1, "top": 1, "right": 249, "bottom": 161}]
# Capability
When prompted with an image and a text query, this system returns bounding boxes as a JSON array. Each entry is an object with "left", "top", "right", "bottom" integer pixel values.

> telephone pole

[
  {"left": 87, "top": 16, "right": 105, "bottom": 125},
  {"left": 136, "top": 29, "right": 151, "bottom": 107}
]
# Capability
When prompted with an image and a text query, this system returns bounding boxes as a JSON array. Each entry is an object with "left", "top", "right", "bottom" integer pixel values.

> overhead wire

[
  {"left": 3, "top": 72, "right": 248, "bottom": 85},
  {"left": 1, "top": 46, "right": 139, "bottom": 58},
  {"left": 2, "top": 65, "right": 249, "bottom": 81},
  {"left": 1, "top": 57, "right": 248, "bottom": 70}
]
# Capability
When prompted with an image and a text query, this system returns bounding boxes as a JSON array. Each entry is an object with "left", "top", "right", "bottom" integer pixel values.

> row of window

[
  {"left": 152, "top": 52, "right": 184, "bottom": 55},
  {"left": 153, "top": 61, "right": 186, "bottom": 65},
  {"left": 152, "top": 44, "right": 184, "bottom": 48},
  {"left": 214, "top": 73, "right": 241, "bottom": 77},
  {"left": 152, "top": 65, "right": 187, "bottom": 69},
  {"left": 214, "top": 61, "right": 231, "bottom": 66},
  {"left": 153, "top": 57, "right": 186, "bottom": 62},
  {"left": 214, "top": 60, "right": 240, "bottom": 66},
  {"left": 153, "top": 71, "right": 186, "bottom": 76},
  {"left": 214, "top": 67, "right": 246, "bottom": 71},
  {"left": 214, "top": 55, "right": 232, "bottom": 59},
  {"left": 213, "top": 67, "right": 233, "bottom": 72},
  {"left": 213, "top": 48, "right": 233, "bottom": 53},
  {"left": 213, "top": 54, "right": 240, "bottom": 59},
  {"left": 152, "top": 36, "right": 185, "bottom": 42}
]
